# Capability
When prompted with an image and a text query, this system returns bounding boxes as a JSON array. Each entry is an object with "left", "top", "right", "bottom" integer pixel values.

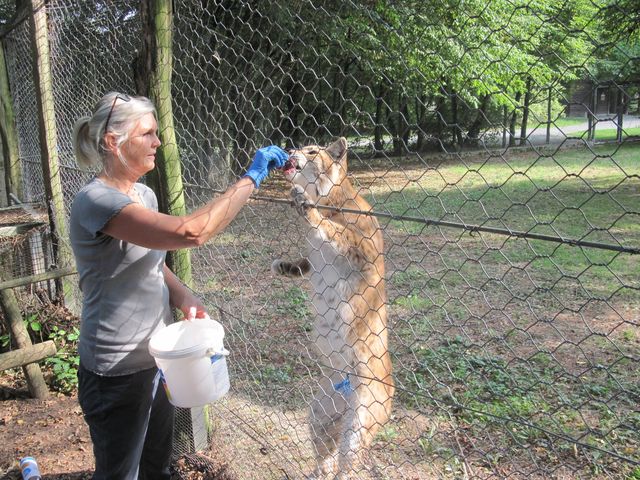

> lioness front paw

[{"left": 291, "top": 185, "right": 310, "bottom": 217}]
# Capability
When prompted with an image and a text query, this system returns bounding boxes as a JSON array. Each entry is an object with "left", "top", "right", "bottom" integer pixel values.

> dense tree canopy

[{"left": 0, "top": 0, "right": 636, "bottom": 163}]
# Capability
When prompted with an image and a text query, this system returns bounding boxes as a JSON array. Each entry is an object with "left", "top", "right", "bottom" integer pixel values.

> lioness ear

[{"left": 326, "top": 137, "right": 348, "bottom": 164}]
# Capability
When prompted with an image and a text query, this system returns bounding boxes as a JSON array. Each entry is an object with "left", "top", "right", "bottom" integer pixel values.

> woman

[{"left": 70, "top": 91, "right": 287, "bottom": 479}]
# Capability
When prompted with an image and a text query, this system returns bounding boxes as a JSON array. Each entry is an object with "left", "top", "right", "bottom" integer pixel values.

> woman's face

[{"left": 119, "top": 113, "right": 161, "bottom": 176}]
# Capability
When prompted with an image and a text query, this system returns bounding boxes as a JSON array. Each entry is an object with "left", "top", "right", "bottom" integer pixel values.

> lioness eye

[{"left": 306, "top": 149, "right": 319, "bottom": 155}]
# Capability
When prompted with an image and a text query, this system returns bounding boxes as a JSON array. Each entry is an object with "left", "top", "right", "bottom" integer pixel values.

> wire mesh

[{"left": 2, "top": 0, "right": 638, "bottom": 478}]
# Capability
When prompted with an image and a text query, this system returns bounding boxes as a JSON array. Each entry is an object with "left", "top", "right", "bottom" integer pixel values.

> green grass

[
  {"left": 530, "top": 115, "right": 639, "bottom": 139},
  {"left": 274, "top": 286, "right": 311, "bottom": 322},
  {"left": 563, "top": 127, "right": 640, "bottom": 141},
  {"left": 551, "top": 117, "right": 588, "bottom": 128},
  {"left": 378, "top": 143, "right": 640, "bottom": 475},
  {"left": 594, "top": 127, "right": 640, "bottom": 140},
  {"left": 396, "top": 336, "right": 640, "bottom": 467},
  {"left": 375, "top": 143, "right": 640, "bottom": 301}
]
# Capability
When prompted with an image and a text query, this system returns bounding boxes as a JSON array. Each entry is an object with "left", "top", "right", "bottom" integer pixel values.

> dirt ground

[
  {"left": 0, "top": 372, "right": 433, "bottom": 480},
  {"left": 0, "top": 374, "right": 238, "bottom": 480},
  {"left": 0, "top": 373, "right": 92, "bottom": 479}
]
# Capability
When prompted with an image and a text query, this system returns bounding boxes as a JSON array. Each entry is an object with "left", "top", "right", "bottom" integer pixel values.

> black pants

[{"left": 78, "top": 364, "right": 174, "bottom": 479}]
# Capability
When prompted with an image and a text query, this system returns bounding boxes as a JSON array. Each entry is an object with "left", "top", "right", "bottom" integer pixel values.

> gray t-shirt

[{"left": 70, "top": 178, "right": 172, "bottom": 375}]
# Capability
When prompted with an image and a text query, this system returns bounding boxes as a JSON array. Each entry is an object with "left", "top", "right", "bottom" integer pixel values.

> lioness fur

[{"left": 272, "top": 137, "right": 395, "bottom": 477}]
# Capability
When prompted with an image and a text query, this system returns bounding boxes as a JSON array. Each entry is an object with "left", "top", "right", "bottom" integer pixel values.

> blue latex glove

[{"left": 244, "top": 146, "right": 288, "bottom": 188}]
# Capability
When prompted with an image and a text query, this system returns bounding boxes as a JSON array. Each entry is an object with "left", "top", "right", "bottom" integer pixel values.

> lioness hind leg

[
  {"left": 308, "top": 376, "right": 348, "bottom": 477},
  {"left": 337, "top": 375, "right": 393, "bottom": 476}
]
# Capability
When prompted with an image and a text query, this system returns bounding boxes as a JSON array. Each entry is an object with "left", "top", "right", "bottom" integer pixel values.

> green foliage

[
  {"left": 393, "top": 293, "right": 431, "bottom": 311},
  {"left": 45, "top": 326, "right": 80, "bottom": 394},
  {"left": 258, "top": 364, "right": 293, "bottom": 385},
  {"left": 25, "top": 314, "right": 43, "bottom": 343},
  {"left": 627, "top": 467, "right": 640, "bottom": 480},
  {"left": 601, "top": 0, "right": 640, "bottom": 40},
  {"left": 166, "top": 0, "right": 640, "bottom": 155},
  {"left": 376, "top": 424, "right": 399, "bottom": 443},
  {"left": 621, "top": 329, "right": 636, "bottom": 342},
  {"left": 275, "top": 286, "right": 311, "bottom": 322}
]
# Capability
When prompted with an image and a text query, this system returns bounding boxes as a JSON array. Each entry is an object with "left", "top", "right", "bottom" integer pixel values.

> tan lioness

[{"left": 272, "top": 137, "right": 395, "bottom": 478}]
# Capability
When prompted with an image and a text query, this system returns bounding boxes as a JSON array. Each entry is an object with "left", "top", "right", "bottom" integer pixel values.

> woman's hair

[{"left": 72, "top": 91, "right": 156, "bottom": 170}]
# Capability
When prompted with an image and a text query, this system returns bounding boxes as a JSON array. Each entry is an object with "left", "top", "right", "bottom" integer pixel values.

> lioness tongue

[
  {"left": 282, "top": 159, "right": 294, "bottom": 170},
  {"left": 280, "top": 158, "right": 296, "bottom": 174}
]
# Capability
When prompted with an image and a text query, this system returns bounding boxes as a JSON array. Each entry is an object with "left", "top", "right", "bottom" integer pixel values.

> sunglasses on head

[{"left": 104, "top": 93, "right": 131, "bottom": 132}]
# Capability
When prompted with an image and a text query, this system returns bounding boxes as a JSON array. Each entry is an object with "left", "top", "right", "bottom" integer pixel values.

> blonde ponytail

[{"left": 73, "top": 116, "right": 101, "bottom": 169}]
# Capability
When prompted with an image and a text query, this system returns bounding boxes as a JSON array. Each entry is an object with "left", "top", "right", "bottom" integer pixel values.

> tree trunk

[
  {"left": 451, "top": 89, "right": 462, "bottom": 149},
  {"left": 330, "top": 65, "right": 342, "bottom": 137},
  {"left": 138, "top": 0, "right": 192, "bottom": 286},
  {"left": 588, "top": 87, "right": 597, "bottom": 141},
  {"left": 435, "top": 92, "right": 447, "bottom": 152},
  {"left": 616, "top": 89, "right": 624, "bottom": 143},
  {"left": 331, "top": 61, "right": 354, "bottom": 137},
  {"left": 466, "top": 95, "right": 490, "bottom": 147},
  {"left": 502, "top": 105, "right": 508, "bottom": 148},
  {"left": 303, "top": 73, "right": 326, "bottom": 143},
  {"left": 374, "top": 82, "right": 388, "bottom": 152},
  {"left": 519, "top": 78, "right": 532, "bottom": 146},
  {"left": 0, "top": 42, "right": 22, "bottom": 204},
  {"left": 278, "top": 65, "right": 302, "bottom": 146},
  {"left": 392, "top": 90, "right": 406, "bottom": 156},
  {"left": 509, "top": 92, "right": 522, "bottom": 147},
  {"left": 415, "top": 94, "right": 428, "bottom": 152},
  {"left": 400, "top": 95, "right": 410, "bottom": 153},
  {"left": 546, "top": 87, "right": 552, "bottom": 144}
]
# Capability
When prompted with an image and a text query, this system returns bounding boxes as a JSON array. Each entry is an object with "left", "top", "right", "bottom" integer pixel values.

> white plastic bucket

[{"left": 148, "top": 318, "right": 230, "bottom": 408}]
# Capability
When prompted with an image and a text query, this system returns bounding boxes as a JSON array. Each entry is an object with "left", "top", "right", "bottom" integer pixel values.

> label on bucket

[
  {"left": 210, "top": 354, "right": 224, "bottom": 363},
  {"left": 158, "top": 369, "right": 173, "bottom": 403}
]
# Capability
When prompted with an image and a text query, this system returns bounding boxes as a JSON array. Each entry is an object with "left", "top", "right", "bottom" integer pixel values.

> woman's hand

[
  {"left": 244, "top": 145, "right": 288, "bottom": 187},
  {"left": 182, "top": 301, "right": 209, "bottom": 321},
  {"left": 164, "top": 265, "right": 209, "bottom": 320}
]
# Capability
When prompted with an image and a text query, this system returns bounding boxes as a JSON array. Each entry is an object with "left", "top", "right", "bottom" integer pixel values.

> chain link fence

[{"left": 1, "top": 0, "right": 638, "bottom": 478}]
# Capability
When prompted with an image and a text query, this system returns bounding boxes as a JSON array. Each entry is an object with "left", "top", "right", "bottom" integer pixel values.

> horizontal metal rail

[{"left": 196, "top": 185, "right": 640, "bottom": 255}]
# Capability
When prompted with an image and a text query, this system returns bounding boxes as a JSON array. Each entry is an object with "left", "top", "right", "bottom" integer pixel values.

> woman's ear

[{"left": 103, "top": 132, "right": 119, "bottom": 153}]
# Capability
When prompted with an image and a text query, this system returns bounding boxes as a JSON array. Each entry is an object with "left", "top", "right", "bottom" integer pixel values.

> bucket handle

[{"left": 206, "top": 348, "right": 229, "bottom": 360}]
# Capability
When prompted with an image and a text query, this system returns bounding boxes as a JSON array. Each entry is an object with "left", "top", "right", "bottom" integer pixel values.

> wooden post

[
  {"left": 0, "top": 287, "right": 51, "bottom": 398},
  {"left": 28, "top": 0, "right": 73, "bottom": 304},
  {"left": 0, "top": 266, "right": 75, "bottom": 291}
]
